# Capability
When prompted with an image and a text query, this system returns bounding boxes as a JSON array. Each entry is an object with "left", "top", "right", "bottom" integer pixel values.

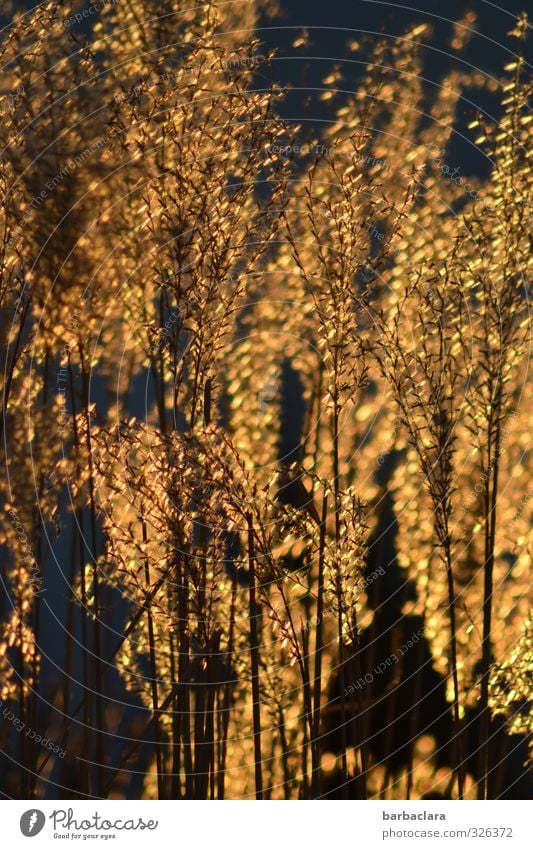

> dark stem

[
  {"left": 478, "top": 415, "right": 501, "bottom": 800},
  {"left": 141, "top": 513, "right": 164, "bottom": 799},
  {"left": 246, "top": 513, "right": 263, "bottom": 799},
  {"left": 217, "top": 576, "right": 237, "bottom": 800},
  {"left": 311, "top": 493, "right": 328, "bottom": 797}
]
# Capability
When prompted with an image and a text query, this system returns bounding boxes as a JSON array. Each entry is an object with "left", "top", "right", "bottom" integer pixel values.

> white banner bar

[{"left": 2, "top": 800, "right": 529, "bottom": 848}]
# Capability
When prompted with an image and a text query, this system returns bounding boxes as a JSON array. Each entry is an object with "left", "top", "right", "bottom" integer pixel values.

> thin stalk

[
  {"left": 278, "top": 703, "right": 291, "bottom": 799},
  {"left": 17, "top": 583, "right": 27, "bottom": 797},
  {"left": 332, "top": 397, "right": 349, "bottom": 798},
  {"left": 193, "top": 525, "right": 209, "bottom": 799},
  {"left": 300, "top": 621, "right": 312, "bottom": 797},
  {"left": 141, "top": 513, "right": 164, "bottom": 799},
  {"left": 311, "top": 493, "right": 328, "bottom": 797},
  {"left": 28, "top": 354, "right": 49, "bottom": 797},
  {"left": 193, "top": 655, "right": 206, "bottom": 798},
  {"left": 177, "top": 558, "right": 194, "bottom": 798},
  {"left": 158, "top": 294, "right": 167, "bottom": 435},
  {"left": 246, "top": 513, "right": 263, "bottom": 799},
  {"left": 217, "top": 576, "right": 237, "bottom": 800},
  {"left": 478, "top": 414, "right": 502, "bottom": 800},
  {"left": 406, "top": 637, "right": 424, "bottom": 799},
  {"left": 205, "top": 631, "right": 221, "bottom": 800},
  {"left": 80, "top": 352, "right": 103, "bottom": 796},
  {"left": 169, "top": 585, "right": 180, "bottom": 799},
  {"left": 443, "top": 539, "right": 465, "bottom": 799},
  {"left": 67, "top": 359, "right": 90, "bottom": 796},
  {"left": 28, "top": 520, "right": 42, "bottom": 798},
  {"left": 61, "top": 526, "right": 77, "bottom": 779}
]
